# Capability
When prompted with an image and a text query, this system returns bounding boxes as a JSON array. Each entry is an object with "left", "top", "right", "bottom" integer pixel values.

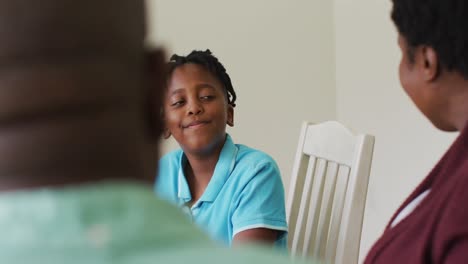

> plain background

[{"left": 146, "top": 0, "right": 457, "bottom": 262}]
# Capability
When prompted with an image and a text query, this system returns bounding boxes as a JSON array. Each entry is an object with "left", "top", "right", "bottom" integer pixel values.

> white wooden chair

[{"left": 286, "top": 121, "right": 375, "bottom": 264}]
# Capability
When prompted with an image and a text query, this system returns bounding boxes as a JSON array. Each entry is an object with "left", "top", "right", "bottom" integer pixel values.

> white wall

[
  {"left": 334, "top": 0, "right": 457, "bottom": 262},
  {"left": 146, "top": 0, "right": 336, "bottom": 193},
  {"left": 147, "top": 1, "right": 458, "bottom": 262}
]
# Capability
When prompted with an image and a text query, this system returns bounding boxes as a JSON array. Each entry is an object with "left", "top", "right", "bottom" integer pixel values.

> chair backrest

[{"left": 286, "top": 121, "right": 375, "bottom": 264}]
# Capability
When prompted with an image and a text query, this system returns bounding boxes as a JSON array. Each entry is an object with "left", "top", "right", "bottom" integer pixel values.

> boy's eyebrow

[
  {"left": 195, "top": 83, "right": 216, "bottom": 90},
  {"left": 169, "top": 88, "right": 184, "bottom": 96},
  {"left": 169, "top": 83, "right": 217, "bottom": 96}
]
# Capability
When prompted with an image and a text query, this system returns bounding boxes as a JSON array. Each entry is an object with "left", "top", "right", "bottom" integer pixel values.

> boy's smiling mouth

[{"left": 183, "top": 120, "right": 210, "bottom": 129}]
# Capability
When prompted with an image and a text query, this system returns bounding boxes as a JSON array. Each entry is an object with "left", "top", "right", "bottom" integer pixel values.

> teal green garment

[{"left": 0, "top": 181, "right": 317, "bottom": 264}]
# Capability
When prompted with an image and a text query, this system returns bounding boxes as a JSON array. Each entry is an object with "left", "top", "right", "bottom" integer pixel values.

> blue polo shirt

[{"left": 155, "top": 134, "right": 288, "bottom": 248}]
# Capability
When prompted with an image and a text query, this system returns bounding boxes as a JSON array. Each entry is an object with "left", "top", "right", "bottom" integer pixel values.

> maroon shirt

[{"left": 365, "top": 124, "right": 468, "bottom": 264}]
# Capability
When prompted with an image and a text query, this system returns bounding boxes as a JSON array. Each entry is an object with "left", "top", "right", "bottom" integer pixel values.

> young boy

[
  {"left": 0, "top": 1, "right": 312, "bottom": 263},
  {"left": 365, "top": 0, "right": 468, "bottom": 263},
  {"left": 155, "top": 50, "right": 288, "bottom": 247}
]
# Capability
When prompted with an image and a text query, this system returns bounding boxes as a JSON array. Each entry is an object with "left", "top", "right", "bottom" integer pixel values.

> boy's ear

[
  {"left": 163, "top": 128, "right": 171, "bottom": 139},
  {"left": 227, "top": 104, "right": 234, "bottom": 127},
  {"left": 145, "top": 48, "right": 166, "bottom": 139}
]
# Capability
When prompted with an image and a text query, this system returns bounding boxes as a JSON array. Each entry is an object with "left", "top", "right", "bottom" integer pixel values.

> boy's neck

[{"left": 183, "top": 137, "right": 226, "bottom": 201}]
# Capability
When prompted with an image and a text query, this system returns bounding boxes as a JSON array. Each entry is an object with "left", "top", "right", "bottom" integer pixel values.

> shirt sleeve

[{"left": 231, "top": 160, "right": 288, "bottom": 239}]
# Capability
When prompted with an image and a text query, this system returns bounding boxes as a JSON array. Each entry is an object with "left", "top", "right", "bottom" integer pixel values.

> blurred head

[
  {"left": 391, "top": 0, "right": 468, "bottom": 131},
  {"left": 0, "top": 0, "right": 165, "bottom": 190},
  {"left": 163, "top": 50, "right": 235, "bottom": 156}
]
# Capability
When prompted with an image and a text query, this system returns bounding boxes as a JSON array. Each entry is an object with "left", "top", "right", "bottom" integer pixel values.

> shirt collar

[
  {"left": 177, "top": 134, "right": 238, "bottom": 204},
  {"left": 177, "top": 154, "right": 191, "bottom": 202}
]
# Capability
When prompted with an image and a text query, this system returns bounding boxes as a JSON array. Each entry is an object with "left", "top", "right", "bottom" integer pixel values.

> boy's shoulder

[
  {"left": 160, "top": 148, "right": 184, "bottom": 163},
  {"left": 158, "top": 148, "right": 184, "bottom": 178},
  {"left": 235, "top": 143, "right": 278, "bottom": 167}
]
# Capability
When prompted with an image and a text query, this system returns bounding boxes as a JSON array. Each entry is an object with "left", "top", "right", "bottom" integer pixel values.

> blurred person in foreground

[{"left": 0, "top": 0, "right": 314, "bottom": 263}]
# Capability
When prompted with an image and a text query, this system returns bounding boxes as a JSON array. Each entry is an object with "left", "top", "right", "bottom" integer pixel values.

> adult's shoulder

[
  {"left": 438, "top": 155, "right": 468, "bottom": 229},
  {"left": 150, "top": 244, "right": 314, "bottom": 264},
  {"left": 435, "top": 160, "right": 468, "bottom": 262}
]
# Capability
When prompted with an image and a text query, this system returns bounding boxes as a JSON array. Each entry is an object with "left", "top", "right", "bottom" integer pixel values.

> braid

[{"left": 166, "top": 49, "right": 237, "bottom": 107}]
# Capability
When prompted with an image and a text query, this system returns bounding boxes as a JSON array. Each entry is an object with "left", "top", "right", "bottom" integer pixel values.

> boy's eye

[
  {"left": 170, "top": 100, "right": 185, "bottom": 107},
  {"left": 200, "top": 95, "right": 215, "bottom": 101}
]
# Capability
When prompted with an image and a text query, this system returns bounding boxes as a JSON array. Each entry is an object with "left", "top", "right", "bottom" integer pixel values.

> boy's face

[{"left": 164, "top": 63, "right": 234, "bottom": 156}]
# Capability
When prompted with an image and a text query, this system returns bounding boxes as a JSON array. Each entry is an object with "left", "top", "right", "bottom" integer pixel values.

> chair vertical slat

[
  {"left": 290, "top": 156, "right": 317, "bottom": 257},
  {"left": 287, "top": 155, "right": 310, "bottom": 248},
  {"left": 302, "top": 158, "right": 327, "bottom": 258},
  {"left": 313, "top": 162, "right": 339, "bottom": 260},
  {"left": 335, "top": 135, "right": 375, "bottom": 264},
  {"left": 325, "top": 165, "right": 350, "bottom": 263}
]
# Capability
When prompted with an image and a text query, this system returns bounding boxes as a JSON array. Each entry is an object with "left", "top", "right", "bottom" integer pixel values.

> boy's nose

[{"left": 187, "top": 101, "right": 203, "bottom": 115}]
